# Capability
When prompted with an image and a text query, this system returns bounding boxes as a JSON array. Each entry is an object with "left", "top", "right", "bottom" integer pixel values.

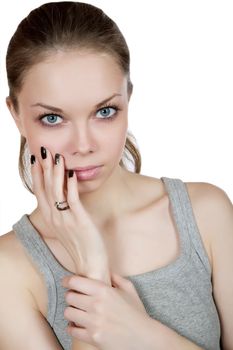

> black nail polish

[
  {"left": 55, "top": 153, "right": 60, "bottom": 165},
  {"left": 68, "top": 170, "right": 74, "bottom": 178},
  {"left": 41, "top": 146, "right": 47, "bottom": 159},
  {"left": 30, "top": 155, "right": 36, "bottom": 165}
]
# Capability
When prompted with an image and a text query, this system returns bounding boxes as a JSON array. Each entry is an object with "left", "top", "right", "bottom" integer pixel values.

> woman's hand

[
  {"left": 62, "top": 273, "right": 155, "bottom": 350},
  {"left": 30, "top": 146, "right": 109, "bottom": 278}
]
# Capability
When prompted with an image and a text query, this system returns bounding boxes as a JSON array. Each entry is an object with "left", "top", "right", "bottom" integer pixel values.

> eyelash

[{"left": 37, "top": 103, "right": 121, "bottom": 128}]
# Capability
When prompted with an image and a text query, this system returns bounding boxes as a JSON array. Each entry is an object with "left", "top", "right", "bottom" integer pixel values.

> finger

[
  {"left": 66, "top": 326, "right": 92, "bottom": 345},
  {"left": 111, "top": 274, "right": 146, "bottom": 310},
  {"left": 66, "top": 169, "right": 82, "bottom": 211},
  {"left": 53, "top": 153, "right": 66, "bottom": 203},
  {"left": 66, "top": 170, "right": 94, "bottom": 224},
  {"left": 64, "top": 306, "right": 89, "bottom": 328},
  {"left": 111, "top": 273, "right": 128, "bottom": 287},
  {"left": 30, "top": 154, "right": 50, "bottom": 215},
  {"left": 65, "top": 291, "right": 91, "bottom": 311},
  {"left": 39, "top": 146, "right": 55, "bottom": 207},
  {"left": 111, "top": 274, "right": 139, "bottom": 298},
  {"left": 63, "top": 275, "right": 104, "bottom": 296}
]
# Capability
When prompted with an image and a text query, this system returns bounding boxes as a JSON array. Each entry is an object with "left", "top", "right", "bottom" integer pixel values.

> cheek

[
  {"left": 26, "top": 130, "right": 63, "bottom": 158},
  {"left": 101, "top": 120, "right": 128, "bottom": 157}
]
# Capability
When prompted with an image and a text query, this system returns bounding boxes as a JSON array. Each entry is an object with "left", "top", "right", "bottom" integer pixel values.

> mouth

[
  {"left": 67, "top": 165, "right": 103, "bottom": 181},
  {"left": 72, "top": 165, "right": 102, "bottom": 171}
]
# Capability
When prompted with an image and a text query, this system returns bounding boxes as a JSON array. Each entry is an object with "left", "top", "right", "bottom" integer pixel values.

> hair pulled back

[{"left": 6, "top": 2, "right": 141, "bottom": 193}]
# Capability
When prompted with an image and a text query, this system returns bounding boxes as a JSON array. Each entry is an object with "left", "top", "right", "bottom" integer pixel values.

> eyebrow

[{"left": 30, "top": 93, "right": 122, "bottom": 113}]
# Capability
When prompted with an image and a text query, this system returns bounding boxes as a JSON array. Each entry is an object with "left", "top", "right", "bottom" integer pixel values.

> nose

[{"left": 69, "top": 121, "right": 96, "bottom": 155}]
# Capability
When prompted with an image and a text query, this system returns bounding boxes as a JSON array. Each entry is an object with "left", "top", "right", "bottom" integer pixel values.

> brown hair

[{"left": 6, "top": 1, "right": 141, "bottom": 193}]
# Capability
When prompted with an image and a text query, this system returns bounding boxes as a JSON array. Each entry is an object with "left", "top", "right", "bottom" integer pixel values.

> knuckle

[
  {"left": 32, "top": 179, "right": 42, "bottom": 193},
  {"left": 52, "top": 188, "right": 61, "bottom": 201},
  {"left": 65, "top": 291, "right": 72, "bottom": 302},
  {"left": 67, "top": 197, "right": 78, "bottom": 207},
  {"left": 64, "top": 307, "right": 71, "bottom": 319},
  {"left": 42, "top": 161, "right": 50, "bottom": 170},
  {"left": 69, "top": 275, "right": 78, "bottom": 287},
  {"left": 67, "top": 193, "right": 81, "bottom": 208},
  {"left": 90, "top": 316, "right": 106, "bottom": 345},
  {"left": 92, "top": 329, "right": 103, "bottom": 346}
]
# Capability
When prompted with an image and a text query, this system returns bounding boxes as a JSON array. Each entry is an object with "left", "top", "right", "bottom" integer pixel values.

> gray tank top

[{"left": 12, "top": 177, "right": 221, "bottom": 350}]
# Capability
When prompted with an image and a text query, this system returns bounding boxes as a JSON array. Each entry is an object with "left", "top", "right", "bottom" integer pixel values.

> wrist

[
  {"left": 75, "top": 251, "right": 111, "bottom": 285},
  {"left": 84, "top": 266, "right": 111, "bottom": 285},
  {"left": 68, "top": 237, "right": 109, "bottom": 268},
  {"left": 84, "top": 252, "right": 111, "bottom": 283}
]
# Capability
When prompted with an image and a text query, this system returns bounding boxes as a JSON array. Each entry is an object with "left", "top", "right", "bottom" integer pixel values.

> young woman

[{"left": 0, "top": 2, "right": 232, "bottom": 350}]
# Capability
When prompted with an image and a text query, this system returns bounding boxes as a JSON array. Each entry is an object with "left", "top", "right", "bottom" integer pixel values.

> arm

[
  {"left": 29, "top": 149, "right": 111, "bottom": 348},
  {"left": 0, "top": 249, "right": 63, "bottom": 350},
  {"left": 202, "top": 183, "right": 233, "bottom": 349},
  {"left": 185, "top": 182, "right": 233, "bottom": 349}
]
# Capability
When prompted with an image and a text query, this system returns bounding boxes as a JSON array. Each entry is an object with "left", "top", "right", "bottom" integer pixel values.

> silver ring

[{"left": 55, "top": 200, "right": 70, "bottom": 211}]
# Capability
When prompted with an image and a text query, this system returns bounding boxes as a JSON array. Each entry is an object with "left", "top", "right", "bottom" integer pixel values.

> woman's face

[{"left": 8, "top": 50, "right": 130, "bottom": 192}]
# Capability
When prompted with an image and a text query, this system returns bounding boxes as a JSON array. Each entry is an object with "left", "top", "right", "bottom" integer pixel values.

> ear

[{"left": 6, "top": 96, "right": 26, "bottom": 137}]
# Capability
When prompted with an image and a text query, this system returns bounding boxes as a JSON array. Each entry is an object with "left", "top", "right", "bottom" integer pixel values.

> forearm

[
  {"left": 70, "top": 234, "right": 111, "bottom": 285},
  {"left": 147, "top": 318, "right": 204, "bottom": 350}
]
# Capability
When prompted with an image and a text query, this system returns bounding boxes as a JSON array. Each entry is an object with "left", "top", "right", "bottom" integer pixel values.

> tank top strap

[
  {"left": 161, "top": 177, "right": 211, "bottom": 275},
  {"left": 12, "top": 214, "right": 72, "bottom": 327}
]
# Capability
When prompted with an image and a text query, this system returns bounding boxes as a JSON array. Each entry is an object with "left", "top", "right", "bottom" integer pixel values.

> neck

[{"left": 79, "top": 166, "right": 133, "bottom": 221}]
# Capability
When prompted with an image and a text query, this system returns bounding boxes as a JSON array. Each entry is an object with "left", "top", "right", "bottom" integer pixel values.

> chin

[{"left": 77, "top": 178, "right": 105, "bottom": 196}]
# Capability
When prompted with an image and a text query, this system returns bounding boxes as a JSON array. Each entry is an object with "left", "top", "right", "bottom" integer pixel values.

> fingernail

[
  {"left": 55, "top": 153, "right": 60, "bottom": 165},
  {"left": 68, "top": 170, "right": 74, "bottom": 178},
  {"left": 41, "top": 146, "right": 47, "bottom": 159},
  {"left": 30, "top": 155, "right": 36, "bottom": 165}
]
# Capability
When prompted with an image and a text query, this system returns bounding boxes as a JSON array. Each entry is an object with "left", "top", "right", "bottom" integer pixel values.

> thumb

[
  {"left": 111, "top": 273, "right": 146, "bottom": 312},
  {"left": 111, "top": 273, "right": 132, "bottom": 289}
]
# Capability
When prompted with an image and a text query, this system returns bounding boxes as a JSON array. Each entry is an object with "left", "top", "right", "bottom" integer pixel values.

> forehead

[{"left": 19, "top": 51, "right": 128, "bottom": 106}]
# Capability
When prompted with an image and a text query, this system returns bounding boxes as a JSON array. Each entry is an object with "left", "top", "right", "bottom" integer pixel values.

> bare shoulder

[
  {"left": 0, "top": 229, "right": 36, "bottom": 273},
  {"left": 184, "top": 180, "right": 233, "bottom": 232},
  {"left": 0, "top": 232, "right": 62, "bottom": 349},
  {"left": 0, "top": 230, "right": 47, "bottom": 316},
  {"left": 184, "top": 181, "right": 233, "bottom": 268},
  {"left": 185, "top": 180, "right": 232, "bottom": 209}
]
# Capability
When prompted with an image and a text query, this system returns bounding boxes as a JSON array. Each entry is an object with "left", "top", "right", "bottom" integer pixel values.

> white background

[{"left": 0, "top": 0, "right": 232, "bottom": 235}]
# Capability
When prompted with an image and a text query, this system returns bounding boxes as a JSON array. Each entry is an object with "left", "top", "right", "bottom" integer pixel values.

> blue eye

[
  {"left": 38, "top": 104, "right": 120, "bottom": 128},
  {"left": 39, "top": 114, "right": 63, "bottom": 126},
  {"left": 96, "top": 106, "right": 118, "bottom": 120}
]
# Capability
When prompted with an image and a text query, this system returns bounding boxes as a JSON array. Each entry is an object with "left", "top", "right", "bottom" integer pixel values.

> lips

[
  {"left": 73, "top": 165, "right": 101, "bottom": 171},
  {"left": 67, "top": 165, "right": 103, "bottom": 181}
]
